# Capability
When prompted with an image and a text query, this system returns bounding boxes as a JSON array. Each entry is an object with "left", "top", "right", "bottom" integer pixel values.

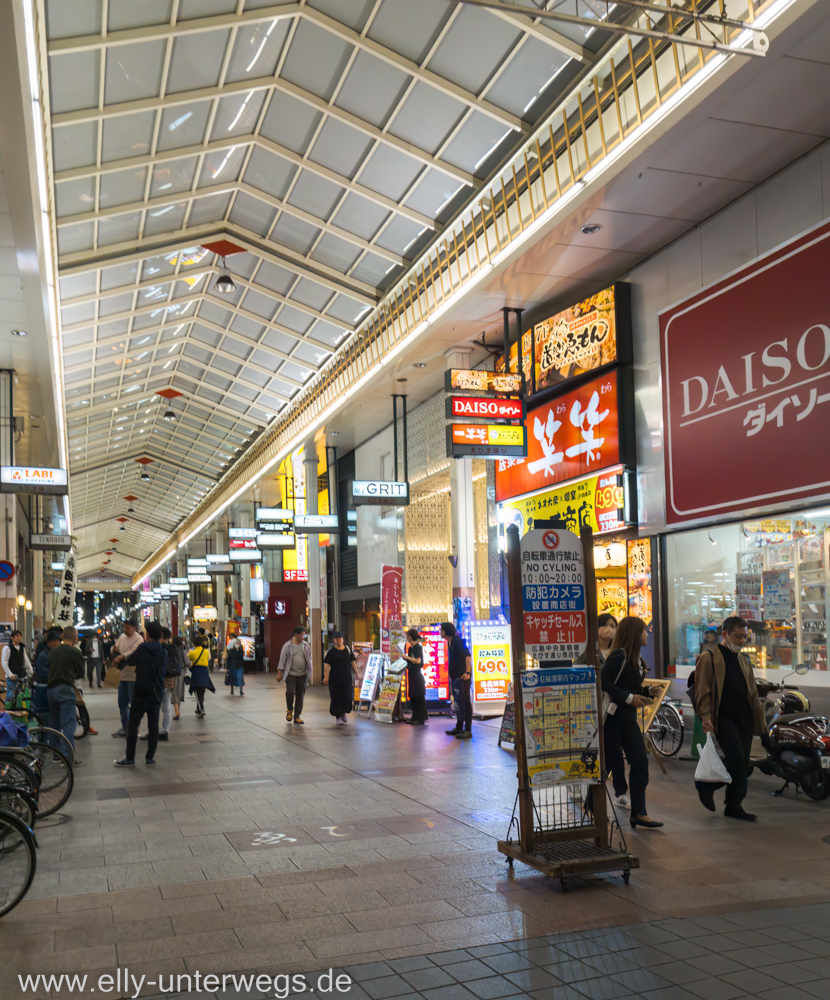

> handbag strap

[{"left": 611, "top": 650, "right": 627, "bottom": 685}]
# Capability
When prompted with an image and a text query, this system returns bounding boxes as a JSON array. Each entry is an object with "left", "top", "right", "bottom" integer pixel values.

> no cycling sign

[{"left": 520, "top": 527, "right": 587, "bottom": 661}]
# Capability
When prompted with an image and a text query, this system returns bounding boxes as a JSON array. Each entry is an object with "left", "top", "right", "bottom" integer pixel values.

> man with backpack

[{"left": 692, "top": 616, "right": 766, "bottom": 821}]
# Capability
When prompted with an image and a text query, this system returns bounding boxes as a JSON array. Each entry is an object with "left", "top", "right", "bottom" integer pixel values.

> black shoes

[
  {"left": 697, "top": 784, "right": 716, "bottom": 812},
  {"left": 725, "top": 805, "right": 756, "bottom": 821},
  {"left": 139, "top": 733, "right": 168, "bottom": 742},
  {"left": 113, "top": 758, "right": 135, "bottom": 767},
  {"left": 456, "top": 731, "right": 472, "bottom": 740},
  {"left": 446, "top": 727, "right": 462, "bottom": 735},
  {"left": 630, "top": 815, "right": 664, "bottom": 828},
  {"left": 112, "top": 729, "right": 126, "bottom": 737},
  {"left": 145, "top": 759, "right": 156, "bottom": 767}
]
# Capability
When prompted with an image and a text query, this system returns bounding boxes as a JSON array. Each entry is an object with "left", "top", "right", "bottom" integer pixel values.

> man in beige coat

[{"left": 694, "top": 616, "right": 766, "bottom": 821}]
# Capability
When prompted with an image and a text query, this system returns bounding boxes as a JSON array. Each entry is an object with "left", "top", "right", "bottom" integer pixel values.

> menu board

[
  {"left": 627, "top": 538, "right": 653, "bottom": 626},
  {"left": 521, "top": 667, "right": 601, "bottom": 785},
  {"left": 763, "top": 570, "right": 792, "bottom": 620},
  {"left": 375, "top": 674, "right": 402, "bottom": 723},
  {"left": 597, "top": 579, "right": 627, "bottom": 620},
  {"left": 359, "top": 652, "right": 385, "bottom": 702},
  {"left": 502, "top": 466, "right": 628, "bottom": 539},
  {"left": 468, "top": 622, "right": 511, "bottom": 704},
  {"left": 419, "top": 626, "right": 450, "bottom": 701}
]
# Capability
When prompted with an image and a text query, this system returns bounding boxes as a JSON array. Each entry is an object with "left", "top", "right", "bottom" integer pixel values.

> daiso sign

[{"left": 661, "top": 221, "right": 830, "bottom": 524}]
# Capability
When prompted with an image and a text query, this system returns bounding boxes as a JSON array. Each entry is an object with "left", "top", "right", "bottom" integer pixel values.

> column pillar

[
  {"left": 304, "top": 447, "right": 322, "bottom": 684},
  {"left": 446, "top": 347, "right": 476, "bottom": 626}
]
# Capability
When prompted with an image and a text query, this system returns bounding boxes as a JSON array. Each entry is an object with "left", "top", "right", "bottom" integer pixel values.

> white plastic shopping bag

[{"left": 694, "top": 733, "right": 732, "bottom": 784}]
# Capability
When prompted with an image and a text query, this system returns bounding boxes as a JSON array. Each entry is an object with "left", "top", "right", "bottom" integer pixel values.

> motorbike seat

[{"left": 774, "top": 712, "right": 827, "bottom": 724}]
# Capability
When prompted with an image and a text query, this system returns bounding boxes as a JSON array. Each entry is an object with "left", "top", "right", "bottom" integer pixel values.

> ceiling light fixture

[
  {"left": 580, "top": 223, "right": 603, "bottom": 235},
  {"left": 413, "top": 362, "right": 426, "bottom": 368},
  {"left": 163, "top": 408, "right": 176, "bottom": 421},
  {"left": 127, "top": 506, "right": 135, "bottom": 513},
  {"left": 140, "top": 472, "right": 150, "bottom": 481},
  {"left": 11, "top": 330, "right": 27, "bottom": 337},
  {"left": 119, "top": 525, "right": 127, "bottom": 532},
  {"left": 213, "top": 256, "right": 236, "bottom": 295}
]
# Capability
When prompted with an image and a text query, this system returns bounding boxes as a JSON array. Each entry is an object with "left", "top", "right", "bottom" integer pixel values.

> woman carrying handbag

[
  {"left": 600, "top": 616, "right": 663, "bottom": 830},
  {"left": 187, "top": 638, "right": 215, "bottom": 717}
]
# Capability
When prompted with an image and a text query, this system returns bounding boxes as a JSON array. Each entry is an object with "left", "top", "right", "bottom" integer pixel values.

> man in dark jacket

[
  {"left": 441, "top": 622, "right": 473, "bottom": 740},
  {"left": 48, "top": 627, "right": 85, "bottom": 763},
  {"left": 114, "top": 620, "right": 168, "bottom": 768}
]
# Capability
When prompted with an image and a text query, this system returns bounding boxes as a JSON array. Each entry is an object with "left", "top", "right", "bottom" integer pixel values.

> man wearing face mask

[{"left": 694, "top": 616, "right": 765, "bottom": 821}]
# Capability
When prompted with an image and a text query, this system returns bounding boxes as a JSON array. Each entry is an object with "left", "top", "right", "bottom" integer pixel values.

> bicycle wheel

[
  {"left": 75, "top": 702, "right": 90, "bottom": 741},
  {"left": 0, "top": 808, "right": 37, "bottom": 917},
  {"left": 26, "top": 743, "right": 73, "bottom": 817},
  {"left": 0, "top": 787, "right": 37, "bottom": 829},
  {"left": 0, "top": 757, "right": 39, "bottom": 799},
  {"left": 27, "top": 726, "right": 73, "bottom": 763},
  {"left": 650, "top": 703, "right": 685, "bottom": 757}
]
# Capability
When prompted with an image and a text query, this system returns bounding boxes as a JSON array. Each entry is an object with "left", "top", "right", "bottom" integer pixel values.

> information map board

[{"left": 521, "top": 667, "right": 601, "bottom": 786}]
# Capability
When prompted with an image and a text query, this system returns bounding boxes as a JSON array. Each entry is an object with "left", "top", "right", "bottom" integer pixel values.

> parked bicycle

[{"left": 648, "top": 701, "right": 685, "bottom": 758}]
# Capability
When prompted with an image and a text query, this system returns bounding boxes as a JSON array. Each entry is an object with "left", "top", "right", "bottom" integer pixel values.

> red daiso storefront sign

[{"left": 661, "top": 221, "right": 830, "bottom": 525}]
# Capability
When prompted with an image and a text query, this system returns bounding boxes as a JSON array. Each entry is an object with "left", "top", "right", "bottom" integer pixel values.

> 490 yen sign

[{"left": 521, "top": 528, "right": 587, "bottom": 661}]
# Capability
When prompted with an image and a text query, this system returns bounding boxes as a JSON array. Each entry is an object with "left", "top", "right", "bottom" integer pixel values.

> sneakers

[
  {"left": 87, "top": 727, "right": 99, "bottom": 735},
  {"left": 456, "top": 731, "right": 473, "bottom": 740},
  {"left": 285, "top": 710, "right": 293, "bottom": 721},
  {"left": 340, "top": 715, "right": 348, "bottom": 724},
  {"left": 158, "top": 733, "right": 169, "bottom": 741},
  {"left": 446, "top": 727, "right": 462, "bottom": 736},
  {"left": 73, "top": 760, "right": 85, "bottom": 767},
  {"left": 145, "top": 759, "right": 156, "bottom": 767},
  {"left": 113, "top": 758, "right": 135, "bottom": 767},
  {"left": 293, "top": 717, "right": 304, "bottom": 725},
  {"left": 614, "top": 794, "right": 631, "bottom": 810},
  {"left": 112, "top": 729, "right": 126, "bottom": 737}
]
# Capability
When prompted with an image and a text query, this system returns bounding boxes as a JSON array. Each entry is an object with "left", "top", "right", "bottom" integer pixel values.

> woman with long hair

[
  {"left": 402, "top": 628, "right": 428, "bottom": 725},
  {"left": 601, "top": 616, "right": 662, "bottom": 829}
]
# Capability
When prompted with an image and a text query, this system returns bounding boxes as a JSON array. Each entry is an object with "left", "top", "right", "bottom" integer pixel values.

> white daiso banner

[{"left": 54, "top": 550, "right": 77, "bottom": 628}]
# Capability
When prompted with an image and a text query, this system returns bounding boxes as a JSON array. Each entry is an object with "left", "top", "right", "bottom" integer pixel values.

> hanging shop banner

[
  {"left": 229, "top": 551, "right": 262, "bottom": 562},
  {"left": 495, "top": 370, "right": 621, "bottom": 502},
  {"left": 419, "top": 625, "right": 450, "bottom": 702},
  {"left": 283, "top": 569, "right": 307, "bottom": 582},
  {"left": 207, "top": 563, "right": 234, "bottom": 574},
  {"left": 736, "top": 573, "right": 763, "bottom": 620},
  {"left": 349, "top": 481, "right": 410, "bottom": 505},
  {"left": 294, "top": 514, "right": 339, "bottom": 533},
  {"left": 467, "top": 621, "right": 512, "bottom": 705},
  {"left": 380, "top": 564, "right": 403, "bottom": 656},
  {"left": 230, "top": 538, "right": 258, "bottom": 550},
  {"left": 255, "top": 508, "right": 293, "bottom": 531},
  {"left": 256, "top": 534, "right": 295, "bottom": 549},
  {"left": 763, "top": 570, "right": 792, "bottom": 619},
  {"left": 502, "top": 467, "right": 629, "bottom": 539},
  {"left": 445, "top": 369, "right": 523, "bottom": 394},
  {"left": 520, "top": 527, "right": 587, "bottom": 661},
  {"left": 447, "top": 423, "right": 527, "bottom": 459},
  {"left": 187, "top": 574, "right": 211, "bottom": 583},
  {"left": 375, "top": 673, "right": 402, "bottom": 723},
  {"left": 54, "top": 550, "right": 77, "bottom": 628},
  {"left": 446, "top": 396, "right": 524, "bottom": 420},
  {"left": 0, "top": 465, "right": 68, "bottom": 495},
  {"left": 229, "top": 528, "right": 258, "bottom": 539},
  {"left": 627, "top": 537, "right": 653, "bottom": 625},
  {"left": 521, "top": 667, "right": 601, "bottom": 785},
  {"left": 661, "top": 221, "right": 830, "bottom": 524}
]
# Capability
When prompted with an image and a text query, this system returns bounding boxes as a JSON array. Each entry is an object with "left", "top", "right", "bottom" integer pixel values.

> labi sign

[{"left": 661, "top": 221, "right": 830, "bottom": 525}]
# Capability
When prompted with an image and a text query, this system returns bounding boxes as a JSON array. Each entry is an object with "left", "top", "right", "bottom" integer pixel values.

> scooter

[{"left": 755, "top": 664, "right": 830, "bottom": 801}]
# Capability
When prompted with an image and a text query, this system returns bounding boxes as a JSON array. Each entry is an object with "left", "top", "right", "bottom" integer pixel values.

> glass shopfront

[{"left": 666, "top": 508, "right": 830, "bottom": 676}]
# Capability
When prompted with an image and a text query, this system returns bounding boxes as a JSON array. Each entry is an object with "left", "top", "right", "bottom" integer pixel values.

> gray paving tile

[
  {"left": 544, "top": 961, "right": 604, "bottom": 984},
  {"left": 482, "top": 953, "right": 535, "bottom": 975},
  {"left": 466, "top": 944, "right": 512, "bottom": 959},
  {"left": 441, "top": 960, "right": 493, "bottom": 981},
  {"left": 567, "top": 976, "right": 634, "bottom": 1000},
  {"left": 421, "top": 986, "right": 479, "bottom": 1000},
  {"left": 682, "top": 980, "right": 747, "bottom": 1000},
  {"left": 721, "top": 969, "right": 790, "bottom": 993},
  {"left": 427, "top": 951, "right": 478, "bottom": 967},
  {"left": 362, "top": 975, "right": 417, "bottom": 999},
  {"left": 386, "top": 956, "right": 434, "bottom": 974},
  {"left": 755, "top": 989, "right": 827, "bottom": 1000},
  {"left": 344, "top": 962, "right": 396, "bottom": 981},
  {"left": 648, "top": 962, "right": 709, "bottom": 986},
  {"left": 401, "top": 968, "right": 455, "bottom": 992},
  {"left": 610, "top": 970, "right": 673, "bottom": 994},
  {"left": 640, "top": 989, "right": 703, "bottom": 1000},
  {"left": 467, "top": 976, "right": 528, "bottom": 1000},
  {"left": 685, "top": 954, "right": 745, "bottom": 976},
  {"left": 504, "top": 968, "right": 561, "bottom": 992}
]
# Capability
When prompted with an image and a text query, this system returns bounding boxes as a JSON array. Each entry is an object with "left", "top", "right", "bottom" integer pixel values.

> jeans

[
  {"left": 32, "top": 682, "right": 49, "bottom": 715},
  {"left": 160, "top": 688, "right": 172, "bottom": 734},
  {"left": 125, "top": 698, "right": 160, "bottom": 762},
  {"left": 118, "top": 680, "right": 135, "bottom": 730},
  {"left": 285, "top": 674, "right": 307, "bottom": 718},
  {"left": 696, "top": 715, "right": 754, "bottom": 807},
  {"left": 604, "top": 707, "right": 649, "bottom": 816},
  {"left": 48, "top": 684, "right": 77, "bottom": 754},
  {"left": 87, "top": 658, "right": 102, "bottom": 686},
  {"left": 451, "top": 677, "right": 472, "bottom": 731}
]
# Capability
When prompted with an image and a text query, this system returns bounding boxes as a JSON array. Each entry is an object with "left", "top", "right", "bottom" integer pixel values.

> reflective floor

[{"left": 5, "top": 675, "right": 830, "bottom": 999}]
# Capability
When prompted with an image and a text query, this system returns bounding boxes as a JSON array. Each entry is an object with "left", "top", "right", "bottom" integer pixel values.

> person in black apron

[{"left": 403, "top": 628, "right": 428, "bottom": 725}]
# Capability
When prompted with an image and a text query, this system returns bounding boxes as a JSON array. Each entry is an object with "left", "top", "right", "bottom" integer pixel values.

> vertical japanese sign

[
  {"left": 521, "top": 528, "right": 587, "bottom": 661},
  {"left": 468, "top": 622, "right": 512, "bottom": 704},
  {"left": 627, "top": 538, "right": 653, "bottom": 625},
  {"left": 380, "top": 564, "right": 403, "bottom": 656},
  {"left": 54, "top": 550, "right": 77, "bottom": 628}
]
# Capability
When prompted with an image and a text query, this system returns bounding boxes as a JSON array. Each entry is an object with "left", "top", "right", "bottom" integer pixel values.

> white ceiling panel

[
  {"left": 167, "top": 30, "right": 232, "bottom": 94},
  {"left": 104, "top": 41, "right": 166, "bottom": 105},
  {"left": 157, "top": 104, "right": 211, "bottom": 151},
  {"left": 49, "top": 52, "right": 99, "bottom": 114}
]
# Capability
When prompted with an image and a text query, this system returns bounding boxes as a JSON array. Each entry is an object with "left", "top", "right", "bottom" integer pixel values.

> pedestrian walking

[
  {"left": 170, "top": 636, "right": 186, "bottom": 720},
  {"left": 694, "top": 615, "right": 766, "bottom": 821},
  {"left": 86, "top": 632, "right": 104, "bottom": 689},
  {"left": 225, "top": 638, "right": 245, "bottom": 695},
  {"left": 142, "top": 627, "right": 178, "bottom": 744},
  {"left": 402, "top": 628, "right": 428, "bottom": 725},
  {"left": 110, "top": 620, "right": 143, "bottom": 738},
  {"left": 47, "top": 627, "right": 85, "bottom": 765},
  {"left": 276, "top": 625, "right": 312, "bottom": 725},
  {"left": 115, "top": 620, "right": 167, "bottom": 767},
  {"left": 601, "top": 616, "right": 663, "bottom": 829},
  {"left": 442, "top": 622, "right": 472, "bottom": 740},
  {"left": 323, "top": 632, "right": 356, "bottom": 725},
  {"left": 188, "top": 638, "right": 215, "bottom": 717}
]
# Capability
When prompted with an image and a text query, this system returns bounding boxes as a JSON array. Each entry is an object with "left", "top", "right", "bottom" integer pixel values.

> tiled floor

[{"left": 5, "top": 674, "right": 830, "bottom": 999}]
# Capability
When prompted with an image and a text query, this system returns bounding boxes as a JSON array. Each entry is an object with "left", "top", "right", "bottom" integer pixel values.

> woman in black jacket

[{"left": 601, "top": 616, "right": 662, "bottom": 829}]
